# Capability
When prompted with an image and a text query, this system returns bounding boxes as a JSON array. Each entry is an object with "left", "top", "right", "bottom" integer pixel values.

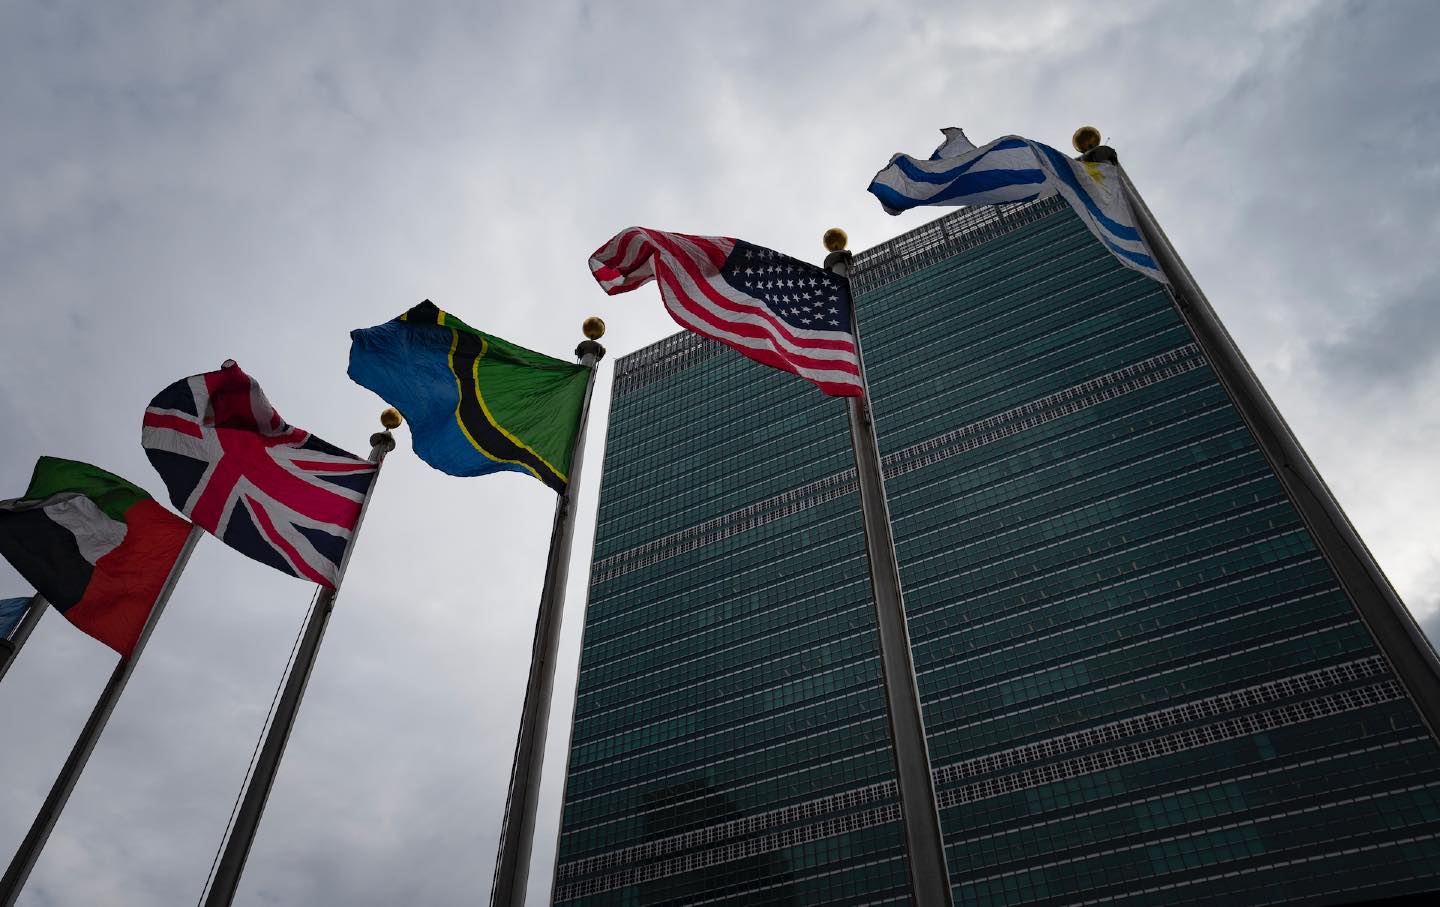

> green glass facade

[{"left": 552, "top": 197, "right": 1440, "bottom": 905}]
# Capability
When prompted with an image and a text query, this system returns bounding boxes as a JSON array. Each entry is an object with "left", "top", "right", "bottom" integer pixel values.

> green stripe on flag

[
  {"left": 25, "top": 457, "right": 151, "bottom": 522},
  {"left": 471, "top": 333, "right": 588, "bottom": 478}
]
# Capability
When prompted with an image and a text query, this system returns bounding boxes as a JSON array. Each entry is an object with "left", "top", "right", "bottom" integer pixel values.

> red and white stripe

[{"left": 590, "top": 227, "right": 864, "bottom": 397}]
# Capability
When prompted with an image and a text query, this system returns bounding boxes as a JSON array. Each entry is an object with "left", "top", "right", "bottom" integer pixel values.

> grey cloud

[
  {"left": 1315, "top": 278, "right": 1440, "bottom": 387},
  {"left": 1424, "top": 610, "right": 1440, "bottom": 649}
]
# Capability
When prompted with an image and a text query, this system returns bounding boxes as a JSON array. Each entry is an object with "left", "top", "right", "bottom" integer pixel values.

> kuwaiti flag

[
  {"left": 867, "top": 128, "right": 1167, "bottom": 283},
  {"left": 0, "top": 458, "right": 192, "bottom": 656}
]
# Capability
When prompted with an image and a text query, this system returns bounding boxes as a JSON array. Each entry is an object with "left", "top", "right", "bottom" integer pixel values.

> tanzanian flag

[
  {"left": 348, "top": 301, "right": 589, "bottom": 494},
  {"left": 0, "top": 457, "right": 193, "bottom": 656}
]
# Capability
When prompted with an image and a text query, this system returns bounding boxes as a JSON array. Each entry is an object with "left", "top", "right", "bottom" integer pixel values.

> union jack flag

[
  {"left": 141, "top": 362, "right": 376, "bottom": 587},
  {"left": 589, "top": 228, "right": 863, "bottom": 396}
]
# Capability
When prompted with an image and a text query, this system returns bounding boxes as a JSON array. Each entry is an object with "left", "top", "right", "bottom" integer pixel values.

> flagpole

[
  {"left": 1099, "top": 131, "right": 1440, "bottom": 739},
  {"left": 826, "top": 231, "right": 954, "bottom": 907},
  {"left": 0, "top": 525, "right": 203, "bottom": 907},
  {"left": 201, "top": 411, "right": 398, "bottom": 907},
  {"left": 0, "top": 595, "right": 46, "bottom": 684},
  {"left": 489, "top": 319, "right": 605, "bottom": 907}
]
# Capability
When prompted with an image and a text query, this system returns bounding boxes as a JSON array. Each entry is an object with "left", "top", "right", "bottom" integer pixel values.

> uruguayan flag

[{"left": 868, "top": 129, "right": 1167, "bottom": 284}]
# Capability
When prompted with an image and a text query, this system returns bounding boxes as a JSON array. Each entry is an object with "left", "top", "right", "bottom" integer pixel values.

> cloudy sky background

[{"left": 1, "top": 1, "right": 1437, "bottom": 904}]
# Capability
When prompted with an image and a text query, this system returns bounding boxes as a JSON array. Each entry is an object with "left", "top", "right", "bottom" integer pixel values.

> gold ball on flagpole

[
  {"left": 1072, "top": 126, "right": 1102, "bottom": 153},
  {"left": 380, "top": 408, "right": 403, "bottom": 429},
  {"left": 582, "top": 316, "right": 606, "bottom": 340},
  {"left": 822, "top": 228, "right": 848, "bottom": 252}
]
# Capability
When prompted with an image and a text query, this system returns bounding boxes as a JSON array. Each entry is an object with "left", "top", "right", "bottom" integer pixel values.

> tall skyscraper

[{"left": 550, "top": 195, "right": 1440, "bottom": 905}]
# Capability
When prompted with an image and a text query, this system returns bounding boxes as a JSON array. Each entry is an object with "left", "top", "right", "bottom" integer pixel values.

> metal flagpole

[
  {"left": 0, "top": 525, "right": 204, "bottom": 907},
  {"left": 1091, "top": 128, "right": 1440, "bottom": 740},
  {"left": 825, "top": 232, "right": 954, "bottom": 907},
  {"left": 202, "top": 411, "right": 399, "bottom": 907},
  {"left": 489, "top": 319, "right": 606, "bottom": 907},
  {"left": 0, "top": 595, "right": 47, "bottom": 684}
]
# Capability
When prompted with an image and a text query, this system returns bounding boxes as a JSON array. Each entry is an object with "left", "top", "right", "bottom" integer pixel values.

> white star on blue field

[{"left": 724, "top": 243, "right": 852, "bottom": 330}]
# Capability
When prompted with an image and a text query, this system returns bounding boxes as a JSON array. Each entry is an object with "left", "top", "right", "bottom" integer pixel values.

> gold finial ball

[
  {"left": 1072, "top": 126, "right": 1102, "bottom": 154},
  {"left": 380, "top": 407, "right": 403, "bottom": 430},
  {"left": 582, "top": 316, "right": 606, "bottom": 340},
  {"left": 822, "top": 228, "right": 848, "bottom": 252}
]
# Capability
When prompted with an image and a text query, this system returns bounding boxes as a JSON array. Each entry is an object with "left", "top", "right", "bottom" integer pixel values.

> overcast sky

[{"left": 1, "top": 1, "right": 1438, "bottom": 904}]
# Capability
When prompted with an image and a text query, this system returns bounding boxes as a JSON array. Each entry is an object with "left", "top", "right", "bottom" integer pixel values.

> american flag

[
  {"left": 141, "top": 362, "right": 376, "bottom": 587},
  {"left": 589, "top": 228, "right": 863, "bottom": 397}
]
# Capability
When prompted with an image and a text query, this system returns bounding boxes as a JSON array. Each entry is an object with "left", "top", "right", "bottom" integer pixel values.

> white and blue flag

[{"left": 868, "top": 129, "right": 1167, "bottom": 283}]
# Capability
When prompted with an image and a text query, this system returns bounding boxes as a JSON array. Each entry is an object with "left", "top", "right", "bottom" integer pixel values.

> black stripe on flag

[{"left": 0, "top": 508, "right": 92, "bottom": 611}]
